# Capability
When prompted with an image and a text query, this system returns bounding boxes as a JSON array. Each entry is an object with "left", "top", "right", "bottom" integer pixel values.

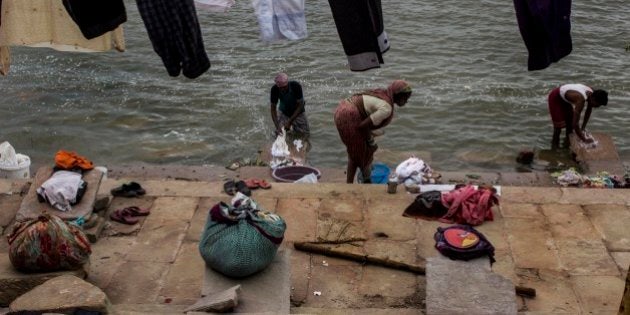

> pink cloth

[{"left": 439, "top": 185, "right": 498, "bottom": 226}]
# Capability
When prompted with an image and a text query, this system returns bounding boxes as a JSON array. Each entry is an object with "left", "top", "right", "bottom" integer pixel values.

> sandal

[
  {"left": 223, "top": 180, "right": 238, "bottom": 196},
  {"left": 244, "top": 178, "right": 260, "bottom": 189},
  {"left": 255, "top": 179, "right": 272, "bottom": 189},
  {"left": 111, "top": 182, "right": 146, "bottom": 197},
  {"left": 235, "top": 180, "right": 251, "bottom": 196},
  {"left": 110, "top": 208, "right": 139, "bottom": 225},
  {"left": 124, "top": 206, "right": 151, "bottom": 216}
]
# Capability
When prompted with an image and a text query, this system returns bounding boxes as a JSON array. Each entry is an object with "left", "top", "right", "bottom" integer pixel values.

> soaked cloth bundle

[
  {"left": 199, "top": 193, "right": 286, "bottom": 278},
  {"left": 7, "top": 213, "right": 91, "bottom": 272}
]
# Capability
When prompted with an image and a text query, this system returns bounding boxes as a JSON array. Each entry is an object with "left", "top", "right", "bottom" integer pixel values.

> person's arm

[
  {"left": 270, "top": 87, "right": 280, "bottom": 132},
  {"left": 582, "top": 105, "right": 592, "bottom": 131},
  {"left": 284, "top": 99, "right": 305, "bottom": 130},
  {"left": 568, "top": 94, "right": 592, "bottom": 143}
]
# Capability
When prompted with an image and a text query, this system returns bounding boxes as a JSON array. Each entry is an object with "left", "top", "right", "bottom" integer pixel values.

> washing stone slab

[
  {"left": 201, "top": 248, "right": 291, "bottom": 314},
  {"left": 16, "top": 166, "right": 103, "bottom": 221},
  {"left": 426, "top": 256, "right": 517, "bottom": 315}
]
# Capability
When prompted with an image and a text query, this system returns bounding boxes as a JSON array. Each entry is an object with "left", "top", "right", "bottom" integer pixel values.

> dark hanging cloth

[
  {"left": 136, "top": 0, "right": 210, "bottom": 79},
  {"left": 513, "top": 0, "right": 573, "bottom": 71},
  {"left": 328, "top": 0, "right": 390, "bottom": 72},
  {"left": 0, "top": 0, "right": 3, "bottom": 27},
  {"left": 62, "top": 0, "right": 127, "bottom": 39}
]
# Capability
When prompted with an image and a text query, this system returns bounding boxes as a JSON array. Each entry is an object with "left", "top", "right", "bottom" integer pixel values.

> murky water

[{"left": 1, "top": 0, "right": 629, "bottom": 172}]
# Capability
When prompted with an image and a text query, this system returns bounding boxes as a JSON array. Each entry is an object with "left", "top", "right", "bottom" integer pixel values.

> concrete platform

[{"left": 570, "top": 132, "right": 625, "bottom": 175}]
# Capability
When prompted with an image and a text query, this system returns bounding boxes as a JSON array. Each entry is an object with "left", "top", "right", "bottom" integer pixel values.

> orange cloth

[{"left": 54, "top": 150, "right": 94, "bottom": 171}]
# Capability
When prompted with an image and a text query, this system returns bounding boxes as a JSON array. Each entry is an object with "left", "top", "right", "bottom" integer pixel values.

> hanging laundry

[
  {"left": 513, "top": 0, "right": 572, "bottom": 71},
  {"left": 62, "top": 0, "right": 127, "bottom": 40},
  {"left": 253, "top": 0, "right": 307, "bottom": 42},
  {"left": 195, "top": 0, "right": 235, "bottom": 13},
  {"left": 136, "top": 0, "right": 210, "bottom": 79},
  {"left": 328, "top": 0, "right": 389, "bottom": 71},
  {"left": 0, "top": 0, "right": 125, "bottom": 53}
]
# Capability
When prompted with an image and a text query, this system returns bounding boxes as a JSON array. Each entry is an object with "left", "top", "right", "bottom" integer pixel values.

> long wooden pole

[{"left": 293, "top": 242, "right": 536, "bottom": 298}]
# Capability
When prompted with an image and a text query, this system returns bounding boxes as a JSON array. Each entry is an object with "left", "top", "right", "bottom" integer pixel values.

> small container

[{"left": 387, "top": 175, "right": 398, "bottom": 194}]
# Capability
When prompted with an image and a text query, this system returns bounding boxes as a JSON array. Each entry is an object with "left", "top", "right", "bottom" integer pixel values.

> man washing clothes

[
  {"left": 269, "top": 72, "right": 310, "bottom": 137},
  {"left": 547, "top": 83, "right": 608, "bottom": 148}
]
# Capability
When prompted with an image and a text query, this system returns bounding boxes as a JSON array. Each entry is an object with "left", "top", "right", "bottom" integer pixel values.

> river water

[{"left": 1, "top": 0, "right": 629, "bottom": 172}]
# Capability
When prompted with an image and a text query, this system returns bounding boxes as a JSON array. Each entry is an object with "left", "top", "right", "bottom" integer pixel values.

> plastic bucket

[
  {"left": 357, "top": 162, "right": 390, "bottom": 184},
  {"left": 272, "top": 166, "right": 322, "bottom": 183},
  {"left": 0, "top": 155, "right": 31, "bottom": 179}
]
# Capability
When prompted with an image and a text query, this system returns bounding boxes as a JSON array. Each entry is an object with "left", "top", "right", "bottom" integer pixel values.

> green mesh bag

[{"left": 199, "top": 195, "right": 286, "bottom": 278}]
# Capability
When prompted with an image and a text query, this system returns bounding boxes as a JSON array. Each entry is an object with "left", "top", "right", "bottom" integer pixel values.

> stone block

[
  {"left": 583, "top": 204, "right": 630, "bottom": 251},
  {"left": 364, "top": 198, "right": 416, "bottom": 241},
  {"left": 364, "top": 240, "right": 419, "bottom": 267},
  {"left": 0, "top": 255, "right": 87, "bottom": 306},
  {"left": 83, "top": 216, "right": 106, "bottom": 243},
  {"left": 358, "top": 265, "right": 417, "bottom": 299},
  {"left": 559, "top": 188, "right": 630, "bottom": 205},
  {"left": 499, "top": 172, "right": 541, "bottom": 186},
  {"left": 9, "top": 275, "right": 110, "bottom": 313},
  {"left": 569, "top": 132, "right": 623, "bottom": 174},
  {"left": 125, "top": 219, "right": 188, "bottom": 263},
  {"left": 159, "top": 241, "right": 205, "bottom": 305},
  {"left": 316, "top": 218, "right": 366, "bottom": 243},
  {"left": 540, "top": 204, "right": 601, "bottom": 241},
  {"left": 611, "top": 252, "right": 630, "bottom": 278},
  {"left": 621, "top": 265, "right": 630, "bottom": 314},
  {"left": 202, "top": 248, "right": 291, "bottom": 313},
  {"left": 0, "top": 194, "right": 21, "bottom": 227},
  {"left": 290, "top": 251, "right": 311, "bottom": 306},
  {"left": 86, "top": 236, "right": 136, "bottom": 289},
  {"left": 571, "top": 275, "right": 625, "bottom": 314},
  {"left": 504, "top": 218, "right": 561, "bottom": 270},
  {"left": 16, "top": 167, "right": 103, "bottom": 221},
  {"left": 92, "top": 194, "right": 111, "bottom": 213},
  {"left": 555, "top": 240, "right": 620, "bottom": 276},
  {"left": 103, "top": 261, "right": 170, "bottom": 304},
  {"left": 305, "top": 264, "right": 361, "bottom": 309},
  {"left": 185, "top": 284, "right": 240, "bottom": 313},
  {"left": 426, "top": 256, "right": 517, "bottom": 315},
  {"left": 501, "top": 186, "right": 562, "bottom": 204},
  {"left": 318, "top": 198, "right": 364, "bottom": 222},
  {"left": 517, "top": 269, "right": 580, "bottom": 314},
  {"left": 438, "top": 171, "right": 500, "bottom": 186},
  {"left": 276, "top": 198, "right": 319, "bottom": 242},
  {"left": 500, "top": 202, "right": 540, "bottom": 218}
]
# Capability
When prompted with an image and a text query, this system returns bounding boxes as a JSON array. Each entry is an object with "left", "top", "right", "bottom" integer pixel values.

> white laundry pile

[
  {"left": 395, "top": 156, "right": 434, "bottom": 187},
  {"left": 36, "top": 171, "right": 86, "bottom": 212}
]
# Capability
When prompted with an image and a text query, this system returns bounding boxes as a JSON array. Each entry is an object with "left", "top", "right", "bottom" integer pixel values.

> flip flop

[
  {"left": 244, "top": 178, "right": 260, "bottom": 189},
  {"left": 235, "top": 180, "right": 251, "bottom": 196},
  {"left": 223, "top": 180, "right": 237, "bottom": 196},
  {"left": 111, "top": 182, "right": 146, "bottom": 197},
  {"left": 124, "top": 206, "right": 151, "bottom": 216},
  {"left": 110, "top": 209, "right": 139, "bottom": 225},
  {"left": 256, "top": 179, "right": 272, "bottom": 189}
]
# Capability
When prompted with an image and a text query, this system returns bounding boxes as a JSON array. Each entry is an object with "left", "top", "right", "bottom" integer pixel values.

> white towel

[
  {"left": 195, "top": 0, "right": 235, "bottom": 13},
  {"left": 252, "top": 0, "right": 307, "bottom": 42}
]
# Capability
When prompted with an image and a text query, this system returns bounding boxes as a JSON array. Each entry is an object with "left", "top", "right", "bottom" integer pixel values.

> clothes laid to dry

[
  {"left": 513, "top": 0, "right": 572, "bottom": 71},
  {"left": 253, "top": 0, "right": 307, "bottom": 42},
  {"left": 439, "top": 185, "right": 498, "bottom": 226},
  {"left": 62, "top": 0, "right": 127, "bottom": 39},
  {"left": 136, "top": 0, "right": 210, "bottom": 79},
  {"left": 0, "top": 0, "right": 125, "bottom": 52},
  {"left": 327, "top": 0, "right": 389, "bottom": 71}
]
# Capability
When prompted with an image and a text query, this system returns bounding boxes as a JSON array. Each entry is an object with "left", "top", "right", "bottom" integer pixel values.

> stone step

[
  {"left": 0, "top": 255, "right": 88, "bottom": 306},
  {"left": 201, "top": 248, "right": 291, "bottom": 314},
  {"left": 290, "top": 307, "right": 423, "bottom": 314},
  {"left": 570, "top": 132, "right": 625, "bottom": 175}
]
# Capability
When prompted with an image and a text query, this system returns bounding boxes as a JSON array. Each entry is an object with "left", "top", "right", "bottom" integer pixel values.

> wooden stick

[{"left": 293, "top": 242, "right": 537, "bottom": 298}]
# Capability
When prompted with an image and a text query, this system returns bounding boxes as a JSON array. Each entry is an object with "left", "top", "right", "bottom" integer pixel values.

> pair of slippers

[
  {"left": 244, "top": 178, "right": 272, "bottom": 190},
  {"left": 111, "top": 182, "right": 146, "bottom": 197},
  {"left": 224, "top": 180, "right": 251, "bottom": 197},
  {"left": 110, "top": 206, "right": 150, "bottom": 225}
]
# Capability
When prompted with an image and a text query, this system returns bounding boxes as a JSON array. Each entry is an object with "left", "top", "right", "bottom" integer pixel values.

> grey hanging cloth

[
  {"left": 62, "top": 0, "right": 127, "bottom": 40},
  {"left": 136, "top": 0, "right": 210, "bottom": 79},
  {"left": 328, "top": 0, "right": 390, "bottom": 72},
  {"left": 513, "top": 0, "right": 572, "bottom": 71}
]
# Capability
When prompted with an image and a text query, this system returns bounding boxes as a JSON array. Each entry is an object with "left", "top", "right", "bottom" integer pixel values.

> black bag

[
  {"left": 434, "top": 225, "right": 495, "bottom": 264},
  {"left": 403, "top": 190, "right": 447, "bottom": 218}
]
